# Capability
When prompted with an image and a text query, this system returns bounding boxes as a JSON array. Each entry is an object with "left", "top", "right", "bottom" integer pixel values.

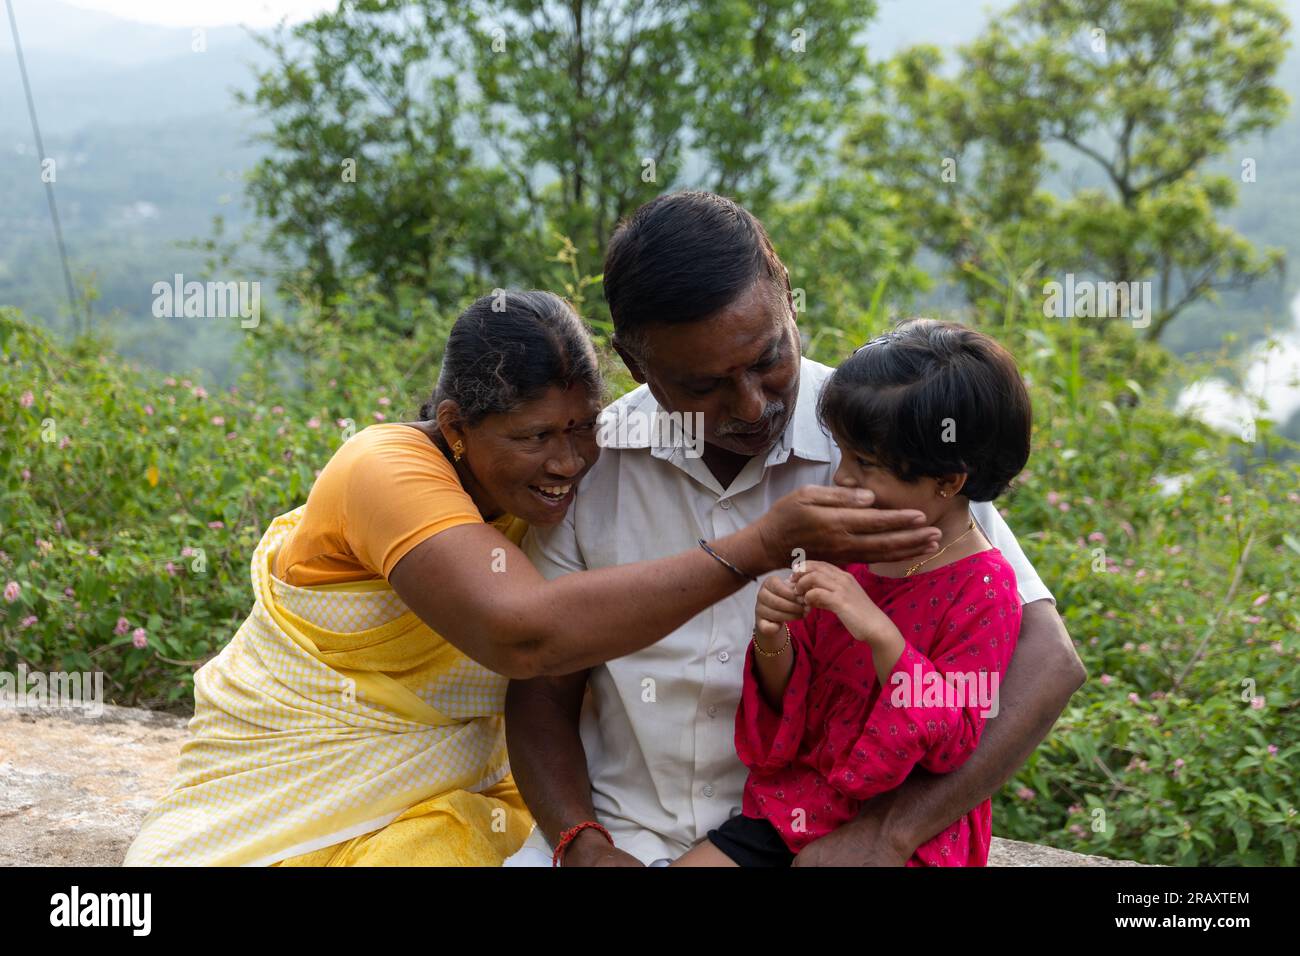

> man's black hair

[{"left": 603, "top": 191, "right": 789, "bottom": 354}]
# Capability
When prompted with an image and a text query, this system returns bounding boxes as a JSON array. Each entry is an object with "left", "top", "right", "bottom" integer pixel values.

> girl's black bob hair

[{"left": 817, "top": 318, "right": 1031, "bottom": 502}]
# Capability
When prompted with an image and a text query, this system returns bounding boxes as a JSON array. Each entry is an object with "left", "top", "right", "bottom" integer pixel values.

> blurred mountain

[{"left": 0, "top": 0, "right": 274, "bottom": 378}]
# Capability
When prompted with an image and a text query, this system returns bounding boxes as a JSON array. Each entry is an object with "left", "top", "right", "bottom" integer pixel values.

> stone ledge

[
  {"left": 1, "top": 703, "right": 190, "bottom": 867},
  {"left": 0, "top": 704, "right": 1143, "bottom": 867}
]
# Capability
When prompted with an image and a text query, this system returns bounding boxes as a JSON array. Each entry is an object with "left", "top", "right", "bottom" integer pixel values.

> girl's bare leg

[{"left": 668, "top": 840, "right": 739, "bottom": 867}]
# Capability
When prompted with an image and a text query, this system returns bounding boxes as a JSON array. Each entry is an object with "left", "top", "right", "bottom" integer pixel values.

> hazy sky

[{"left": 62, "top": 0, "right": 336, "bottom": 28}]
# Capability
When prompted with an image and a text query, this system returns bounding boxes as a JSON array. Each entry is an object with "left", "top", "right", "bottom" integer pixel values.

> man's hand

[
  {"left": 756, "top": 485, "right": 940, "bottom": 570},
  {"left": 562, "top": 828, "right": 645, "bottom": 867},
  {"left": 792, "top": 787, "right": 914, "bottom": 867}
]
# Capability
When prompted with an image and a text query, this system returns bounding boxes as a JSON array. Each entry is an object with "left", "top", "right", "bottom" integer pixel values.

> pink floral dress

[{"left": 736, "top": 550, "right": 1022, "bottom": 866}]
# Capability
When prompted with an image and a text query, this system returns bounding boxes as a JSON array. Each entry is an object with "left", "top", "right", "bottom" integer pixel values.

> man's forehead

[
  {"left": 685, "top": 328, "right": 784, "bottom": 379},
  {"left": 647, "top": 307, "right": 788, "bottom": 379}
]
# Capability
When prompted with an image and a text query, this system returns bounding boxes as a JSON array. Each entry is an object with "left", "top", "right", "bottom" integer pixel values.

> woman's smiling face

[{"left": 452, "top": 383, "right": 603, "bottom": 527}]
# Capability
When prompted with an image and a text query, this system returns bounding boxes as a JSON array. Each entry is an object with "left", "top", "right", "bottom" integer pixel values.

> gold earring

[{"left": 452, "top": 440, "right": 465, "bottom": 462}]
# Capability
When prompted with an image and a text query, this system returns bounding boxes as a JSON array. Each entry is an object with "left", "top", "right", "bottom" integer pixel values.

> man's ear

[{"left": 613, "top": 339, "right": 648, "bottom": 385}]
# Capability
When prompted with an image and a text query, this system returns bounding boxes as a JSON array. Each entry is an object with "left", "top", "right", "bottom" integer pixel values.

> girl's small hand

[
  {"left": 791, "top": 561, "right": 895, "bottom": 644},
  {"left": 754, "top": 573, "right": 805, "bottom": 642}
]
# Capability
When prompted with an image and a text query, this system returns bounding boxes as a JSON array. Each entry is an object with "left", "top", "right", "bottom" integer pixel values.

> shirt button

[
  {"left": 717, "top": 650, "right": 730, "bottom": 663},
  {"left": 719, "top": 498, "right": 732, "bottom": 510},
  {"left": 703, "top": 785, "right": 715, "bottom": 798},
  {"left": 707, "top": 705, "right": 718, "bottom": 718}
]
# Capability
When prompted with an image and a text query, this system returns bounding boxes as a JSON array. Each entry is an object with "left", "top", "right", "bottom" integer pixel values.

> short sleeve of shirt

[
  {"left": 522, "top": 487, "right": 588, "bottom": 581},
  {"left": 970, "top": 500, "right": 1053, "bottom": 605},
  {"left": 342, "top": 425, "right": 484, "bottom": 578}
]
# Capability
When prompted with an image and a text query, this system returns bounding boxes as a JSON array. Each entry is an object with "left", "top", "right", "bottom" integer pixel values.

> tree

[
  {"left": 239, "top": 0, "right": 881, "bottom": 321},
  {"left": 845, "top": 0, "right": 1291, "bottom": 340},
  {"left": 240, "top": 1, "right": 535, "bottom": 320}
]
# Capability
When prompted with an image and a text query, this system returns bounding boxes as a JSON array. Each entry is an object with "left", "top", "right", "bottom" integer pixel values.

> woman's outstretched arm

[{"left": 389, "top": 484, "right": 940, "bottom": 678}]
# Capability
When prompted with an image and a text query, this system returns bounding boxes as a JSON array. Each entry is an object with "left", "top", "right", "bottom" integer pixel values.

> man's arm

[
  {"left": 792, "top": 599, "right": 1086, "bottom": 866},
  {"left": 505, "top": 672, "right": 643, "bottom": 866},
  {"left": 502, "top": 504, "right": 643, "bottom": 866}
]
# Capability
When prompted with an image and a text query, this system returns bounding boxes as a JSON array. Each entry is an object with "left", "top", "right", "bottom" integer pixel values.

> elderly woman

[{"left": 124, "top": 290, "right": 914, "bottom": 866}]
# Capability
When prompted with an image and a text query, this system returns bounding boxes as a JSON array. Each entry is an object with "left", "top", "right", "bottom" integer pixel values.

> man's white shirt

[{"left": 513, "top": 356, "right": 1052, "bottom": 864}]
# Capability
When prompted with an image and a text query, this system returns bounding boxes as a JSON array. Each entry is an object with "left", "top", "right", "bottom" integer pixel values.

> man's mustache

[{"left": 715, "top": 401, "right": 787, "bottom": 437}]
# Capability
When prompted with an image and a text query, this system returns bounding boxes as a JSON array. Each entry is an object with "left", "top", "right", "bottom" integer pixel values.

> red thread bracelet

[{"left": 552, "top": 821, "right": 613, "bottom": 867}]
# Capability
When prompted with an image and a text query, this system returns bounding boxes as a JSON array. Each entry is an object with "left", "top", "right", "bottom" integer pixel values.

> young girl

[{"left": 673, "top": 318, "right": 1033, "bottom": 867}]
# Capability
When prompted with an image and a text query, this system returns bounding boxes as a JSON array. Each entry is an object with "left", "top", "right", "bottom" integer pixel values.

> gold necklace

[{"left": 905, "top": 517, "right": 977, "bottom": 577}]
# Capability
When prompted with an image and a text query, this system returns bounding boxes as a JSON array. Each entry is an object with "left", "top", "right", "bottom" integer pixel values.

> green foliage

[
  {"left": 0, "top": 111, "right": 270, "bottom": 378},
  {"left": 0, "top": 300, "right": 447, "bottom": 708},
  {"left": 239, "top": 2, "right": 534, "bottom": 313},
  {"left": 240, "top": 0, "right": 882, "bottom": 313},
  {"left": 846, "top": 0, "right": 1292, "bottom": 340},
  {"left": 767, "top": 183, "right": 932, "bottom": 340},
  {"left": 997, "top": 421, "right": 1299, "bottom": 865}
]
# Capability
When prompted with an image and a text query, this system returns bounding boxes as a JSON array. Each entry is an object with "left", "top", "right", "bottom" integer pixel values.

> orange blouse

[{"left": 274, "top": 423, "right": 483, "bottom": 587}]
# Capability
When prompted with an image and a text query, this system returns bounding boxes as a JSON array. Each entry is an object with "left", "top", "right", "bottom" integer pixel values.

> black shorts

[{"left": 706, "top": 814, "right": 796, "bottom": 867}]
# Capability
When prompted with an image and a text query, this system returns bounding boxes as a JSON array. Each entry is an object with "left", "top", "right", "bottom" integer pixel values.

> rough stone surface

[
  {"left": 1, "top": 704, "right": 1143, "bottom": 866},
  {"left": 0, "top": 704, "right": 189, "bottom": 867},
  {"left": 986, "top": 835, "right": 1144, "bottom": 867}
]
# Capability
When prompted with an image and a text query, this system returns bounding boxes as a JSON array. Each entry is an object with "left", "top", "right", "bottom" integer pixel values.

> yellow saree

[{"left": 123, "top": 506, "right": 534, "bottom": 866}]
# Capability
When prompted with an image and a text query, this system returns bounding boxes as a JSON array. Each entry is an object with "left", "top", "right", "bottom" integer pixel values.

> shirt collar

[{"left": 776, "top": 357, "right": 835, "bottom": 465}]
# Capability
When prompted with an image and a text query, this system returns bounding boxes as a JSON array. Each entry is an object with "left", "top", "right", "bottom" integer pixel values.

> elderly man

[{"left": 504, "top": 191, "right": 1084, "bottom": 867}]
